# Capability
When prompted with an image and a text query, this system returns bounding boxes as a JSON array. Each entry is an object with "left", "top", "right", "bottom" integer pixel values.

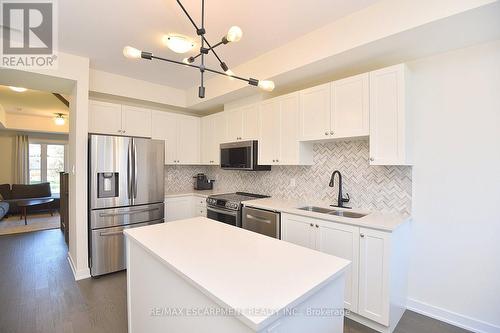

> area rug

[{"left": 0, "top": 212, "right": 60, "bottom": 235}]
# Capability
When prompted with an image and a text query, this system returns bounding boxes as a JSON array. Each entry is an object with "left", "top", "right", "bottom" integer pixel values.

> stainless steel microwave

[{"left": 220, "top": 140, "right": 271, "bottom": 171}]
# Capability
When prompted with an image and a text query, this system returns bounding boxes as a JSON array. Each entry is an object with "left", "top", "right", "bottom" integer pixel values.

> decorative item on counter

[{"left": 193, "top": 173, "right": 214, "bottom": 190}]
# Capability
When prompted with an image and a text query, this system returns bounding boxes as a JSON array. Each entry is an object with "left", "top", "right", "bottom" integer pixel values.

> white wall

[{"left": 407, "top": 40, "right": 500, "bottom": 332}]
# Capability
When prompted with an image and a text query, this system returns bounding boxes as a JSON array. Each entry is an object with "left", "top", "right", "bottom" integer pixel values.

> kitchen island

[{"left": 124, "top": 217, "right": 350, "bottom": 333}]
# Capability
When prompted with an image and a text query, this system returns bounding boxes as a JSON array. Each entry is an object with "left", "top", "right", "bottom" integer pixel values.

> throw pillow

[{"left": 0, "top": 193, "right": 3, "bottom": 201}]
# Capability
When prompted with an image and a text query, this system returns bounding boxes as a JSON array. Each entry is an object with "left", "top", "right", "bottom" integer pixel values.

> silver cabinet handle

[
  {"left": 99, "top": 207, "right": 160, "bottom": 217},
  {"left": 245, "top": 214, "right": 272, "bottom": 224},
  {"left": 276, "top": 159, "right": 279, "bottom": 162},
  {"left": 325, "top": 131, "right": 328, "bottom": 136},
  {"left": 369, "top": 157, "right": 374, "bottom": 162},
  {"left": 272, "top": 160, "right": 276, "bottom": 162},
  {"left": 315, "top": 224, "right": 319, "bottom": 228},
  {"left": 360, "top": 233, "right": 365, "bottom": 238},
  {"left": 99, "top": 230, "right": 123, "bottom": 237},
  {"left": 310, "top": 223, "right": 314, "bottom": 227},
  {"left": 330, "top": 131, "right": 334, "bottom": 135}
]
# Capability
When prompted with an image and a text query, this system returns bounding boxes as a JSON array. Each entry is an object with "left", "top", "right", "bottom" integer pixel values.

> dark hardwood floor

[{"left": 0, "top": 229, "right": 471, "bottom": 333}]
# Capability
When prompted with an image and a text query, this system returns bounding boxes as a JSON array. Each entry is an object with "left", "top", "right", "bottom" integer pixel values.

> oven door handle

[{"left": 207, "top": 206, "right": 238, "bottom": 216}]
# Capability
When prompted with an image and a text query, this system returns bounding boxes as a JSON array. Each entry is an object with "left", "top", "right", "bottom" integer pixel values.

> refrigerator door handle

[
  {"left": 133, "top": 139, "right": 138, "bottom": 199},
  {"left": 127, "top": 140, "right": 133, "bottom": 201}
]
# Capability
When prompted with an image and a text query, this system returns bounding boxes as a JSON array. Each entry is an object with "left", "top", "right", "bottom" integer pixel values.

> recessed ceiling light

[
  {"left": 162, "top": 34, "right": 195, "bottom": 54},
  {"left": 9, "top": 86, "right": 27, "bottom": 93}
]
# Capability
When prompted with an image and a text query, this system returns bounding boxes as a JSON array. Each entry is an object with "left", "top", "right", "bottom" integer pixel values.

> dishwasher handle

[{"left": 245, "top": 214, "right": 272, "bottom": 224}]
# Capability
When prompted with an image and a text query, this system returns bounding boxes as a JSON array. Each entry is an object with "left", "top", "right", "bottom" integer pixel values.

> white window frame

[{"left": 28, "top": 139, "right": 68, "bottom": 193}]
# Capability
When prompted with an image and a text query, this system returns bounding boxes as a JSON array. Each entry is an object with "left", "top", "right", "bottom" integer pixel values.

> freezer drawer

[
  {"left": 242, "top": 206, "right": 280, "bottom": 239},
  {"left": 90, "top": 219, "right": 163, "bottom": 276},
  {"left": 90, "top": 203, "right": 164, "bottom": 229}
]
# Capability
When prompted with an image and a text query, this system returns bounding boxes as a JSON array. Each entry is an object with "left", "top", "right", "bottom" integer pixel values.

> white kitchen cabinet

[
  {"left": 369, "top": 64, "right": 412, "bottom": 165},
  {"left": 259, "top": 93, "right": 313, "bottom": 165},
  {"left": 89, "top": 101, "right": 152, "bottom": 137},
  {"left": 201, "top": 112, "right": 227, "bottom": 165},
  {"left": 299, "top": 83, "right": 331, "bottom": 141},
  {"left": 89, "top": 101, "right": 122, "bottom": 135},
  {"left": 225, "top": 103, "right": 260, "bottom": 142},
  {"left": 358, "top": 227, "right": 390, "bottom": 326},
  {"left": 121, "top": 105, "right": 152, "bottom": 137},
  {"left": 151, "top": 111, "right": 200, "bottom": 165},
  {"left": 281, "top": 214, "right": 317, "bottom": 250},
  {"left": 281, "top": 212, "right": 409, "bottom": 333},
  {"left": 193, "top": 196, "right": 207, "bottom": 217},
  {"left": 331, "top": 73, "right": 369, "bottom": 138},
  {"left": 317, "top": 222, "right": 360, "bottom": 312},
  {"left": 164, "top": 197, "right": 194, "bottom": 222}
]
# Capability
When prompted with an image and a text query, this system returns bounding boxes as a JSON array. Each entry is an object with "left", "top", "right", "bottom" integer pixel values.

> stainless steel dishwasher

[{"left": 242, "top": 206, "right": 280, "bottom": 239}]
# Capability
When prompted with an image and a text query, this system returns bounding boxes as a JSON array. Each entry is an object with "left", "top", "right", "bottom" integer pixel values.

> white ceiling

[
  {"left": 0, "top": 85, "right": 69, "bottom": 117},
  {"left": 59, "top": 0, "right": 379, "bottom": 89}
]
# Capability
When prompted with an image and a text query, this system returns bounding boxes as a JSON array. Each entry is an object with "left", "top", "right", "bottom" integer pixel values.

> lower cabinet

[
  {"left": 164, "top": 195, "right": 207, "bottom": 222},
  {"left": 281, "top": 213, "right": 408, "bottom": 332}
]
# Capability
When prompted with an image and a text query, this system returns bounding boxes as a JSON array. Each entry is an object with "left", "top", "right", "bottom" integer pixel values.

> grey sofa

[{"left": 0, "top": 183, "right": 60, "bottom": 215}]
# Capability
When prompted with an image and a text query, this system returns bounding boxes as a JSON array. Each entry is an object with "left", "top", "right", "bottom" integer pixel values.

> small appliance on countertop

[{"left": 193, "top": 173, "right": 214, "bottom": 190}]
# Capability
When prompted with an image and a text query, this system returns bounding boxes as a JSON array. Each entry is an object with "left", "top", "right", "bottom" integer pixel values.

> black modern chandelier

[{"left": 123, "top": 0, "right": 275, "bottom": 98}]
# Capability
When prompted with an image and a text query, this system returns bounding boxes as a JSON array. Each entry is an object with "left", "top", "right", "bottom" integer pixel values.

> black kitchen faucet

[{"left": 329, "top": 170, "right": 351, "bottom": 209}]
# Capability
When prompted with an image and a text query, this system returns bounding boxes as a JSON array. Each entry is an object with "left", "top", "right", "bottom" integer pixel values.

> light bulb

[
  {"left": 54, "top": 114, "right": 65, "bottom": 126},
  {"left": 226, "top": 26, "right": 243, "bottom": 42},
  {"left": 162, "top": 35, "right": 195, "bottom": 54},
  {"left": 258, "top": 80, "right": 275, "bottom": 92},
  {"left": 225, "top": 69, "right": 235, "bottom": 80},
  {"left": 123, "top": 46, "right": 142, "bottom": 59},
  {"left": 182, "top": 58, "right": 190, "bottom": 64},
  {"left": 9, "top": 86, "right": 27, "bottom": 92}
]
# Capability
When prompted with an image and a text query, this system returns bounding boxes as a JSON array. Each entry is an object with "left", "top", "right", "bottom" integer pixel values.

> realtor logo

[{"left": 1, "top": 0, "right": 58, "bottom": 68}]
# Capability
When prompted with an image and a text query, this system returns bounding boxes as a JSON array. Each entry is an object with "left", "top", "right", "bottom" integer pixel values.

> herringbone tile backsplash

[{"left": 165, "top": 139, "right": 412, "bottom": 215}]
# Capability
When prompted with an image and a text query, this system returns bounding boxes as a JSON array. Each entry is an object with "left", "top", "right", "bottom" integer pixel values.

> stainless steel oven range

[{"left": 206, "top": 192, "right": 269, "bottom": 227}]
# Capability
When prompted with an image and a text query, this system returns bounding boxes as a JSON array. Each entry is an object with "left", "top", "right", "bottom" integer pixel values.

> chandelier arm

[
  {"left": 199, "top": 0, "right": 205, "bottom": 98},
  {"left": 150, "top": 55, "right": 253, "bottom": 84},
  {"left": 176, "top": 0, "right": 227, "bottom": 67}
]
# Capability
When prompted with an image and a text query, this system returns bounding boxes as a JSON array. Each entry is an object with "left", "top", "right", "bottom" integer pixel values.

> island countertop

[{"left": 124, "top": 217, "right": 350, "bottom": 331}]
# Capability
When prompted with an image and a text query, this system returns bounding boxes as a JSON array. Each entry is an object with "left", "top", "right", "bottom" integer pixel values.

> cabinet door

[
  {"left": 88, "top": 101, "right": 122, "bottom": 135},
  {"left": 317, "top": 222, "right": 360, "bottom": 312},
  {"left": 358, "top": 227, "right": 390, "bottom": 325},
  {"left": 200, "top": 115, "right": 215, "bottom": 164},
  {"left": 331, "top": 73, "right": 369, "bottom": 138},
  {"left": 281, "top": 214, "right": 316, "bottom": 250},
  {"left": 212, "top": 112, "right": 227, "bottom": 164},
  {"left": 177, "top": 115, "right": 200, "bottom": 164},
  {"left": 226, "top": 108, "right": 243, "bottom": 141},
  {"left": 241, "top": 104, "right": 260, "bottom": 140},
  {"left": 299, "top": 83, "right": 331, "bottom": 141},
  {"left": 369, "top": 64, "right": 407, "bottom": 165},
  {"left": 151, "top": 111, "right": 178, "bottom": 164},
  {"left": 259, "top": 99, "right": 281, "bottom": 165},
  {"left": 279, "top": 93, "right": 300, "bottom": 165},
  {"left": 165, "top": 197, "right": 194, "bottom": 222},
  {"left": 121, "top": 105, "right": 152, "bottom": 138}
]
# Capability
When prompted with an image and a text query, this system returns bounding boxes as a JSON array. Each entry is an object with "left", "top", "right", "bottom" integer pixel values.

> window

[{"left": 29, "top": 143, "right": 66, "bottom": 194}]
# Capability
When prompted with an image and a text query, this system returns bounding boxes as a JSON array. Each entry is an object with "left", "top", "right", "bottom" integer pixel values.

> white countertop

[
  {"left": 242, "top": 198, "right": 410, "bottom": 232},
  {"left": 124, "top": 217, "right": 350, "bottom": 331}
]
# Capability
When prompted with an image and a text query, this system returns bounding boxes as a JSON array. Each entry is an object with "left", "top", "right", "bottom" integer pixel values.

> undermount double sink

[{"left": 298, "top": 206, "right": 367, "bottom": 219}]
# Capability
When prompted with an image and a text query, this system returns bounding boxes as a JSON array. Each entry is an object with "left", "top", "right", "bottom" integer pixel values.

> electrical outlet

[{"left": 289, "top": 178, "right": 296, "bottom": 187}]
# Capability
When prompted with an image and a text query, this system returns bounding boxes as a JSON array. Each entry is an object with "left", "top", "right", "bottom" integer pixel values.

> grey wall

[{"left": 165, "top": 139, "right": 412, "bottom": 215}]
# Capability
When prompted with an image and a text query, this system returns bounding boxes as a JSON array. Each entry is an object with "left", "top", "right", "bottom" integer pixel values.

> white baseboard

[
  {"left": 67, "top": 252, "right": 91, "bottom": 281},
  {"left": 407, "top": 298, "right": 500, "bottom": 333}
]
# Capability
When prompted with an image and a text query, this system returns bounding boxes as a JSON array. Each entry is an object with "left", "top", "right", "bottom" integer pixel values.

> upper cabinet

[
  {"left": 369, "top": 64, "right": 412, "bottom": 165},
  {"left": 201, "top": 112, "right": 227, "bottom": 165},
  {"left": 225, "top": 103, "right": 260, "bottom": 142},
  {"left": 259, "top": 93, "right": 313, "bottom": 165},
  {"left": 151, "top": 111, "right": 200, "bottom": 165},
  {"left": 299, "top": 75, "right": 369, "bottom": 141},
  {"left": 331, "top": 73, "right": 369, "bottom": 138},
  {"left": 299, "top": 83, "right": 331, "bottom": 141},
  {"left": 89, "top": 101, "right": 152, "bottom": 138}
]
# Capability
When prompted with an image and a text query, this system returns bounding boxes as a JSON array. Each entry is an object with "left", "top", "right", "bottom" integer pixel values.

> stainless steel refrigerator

[{"left": 88, "top": 134, "right": 165, "bottom": 277}]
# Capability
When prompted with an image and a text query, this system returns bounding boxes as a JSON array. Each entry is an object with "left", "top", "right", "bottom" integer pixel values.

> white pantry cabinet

[
  {"left": 200, "top": 112, "right": 227, "bottom": 165},
  {"left": 369, "top": 64, "right": 412, "bottom": 165},
  {"left": 281, "top": 213, "right": 409, "bottom": 333},
  {"left": 225, "top": 103, "right": 260, "bottom": 142},
  {"left": 151, "top": 111, "right": 200, "bottom": 165},
  {"left": 88, "top": 101, "right": 152, "bottom": 138},
  {"left": 259, "top": 93, "right": 313, "bottom": 165}
]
